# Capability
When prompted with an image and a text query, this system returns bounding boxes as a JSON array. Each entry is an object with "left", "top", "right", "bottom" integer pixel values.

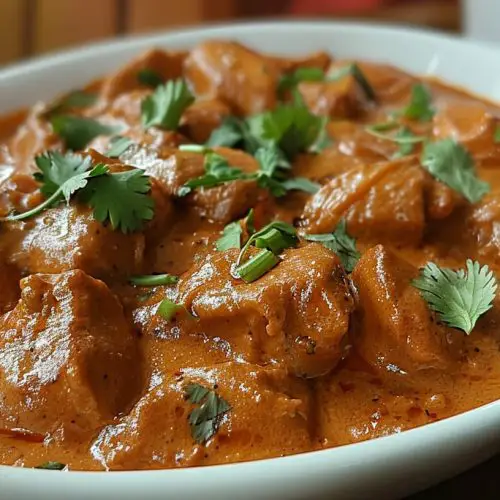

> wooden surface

[
  {"left": 0, "top": 0, "right": 25, "bottom": 63},
  {"left": 0, "top": 0, "right": 461, "bottom": 65},
  {"left": 34, "top": 0, "right": 117, "bottom": 53}
]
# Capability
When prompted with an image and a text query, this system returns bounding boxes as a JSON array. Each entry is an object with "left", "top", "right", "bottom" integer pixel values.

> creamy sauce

[{"left": 1, "top": 41, "right": 500, "bottom": 471}]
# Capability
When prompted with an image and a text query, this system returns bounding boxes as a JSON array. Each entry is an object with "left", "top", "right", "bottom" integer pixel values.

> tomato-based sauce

[{"left": 1, "top": 41, "right": 500, "bottom": 471}]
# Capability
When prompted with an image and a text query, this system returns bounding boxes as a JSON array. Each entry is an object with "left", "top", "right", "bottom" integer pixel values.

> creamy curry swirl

[{"left": 0, "top": 40, "right": 500, "bottom": 471}]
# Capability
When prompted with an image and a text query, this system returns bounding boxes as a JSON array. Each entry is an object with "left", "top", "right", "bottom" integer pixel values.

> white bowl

[{"left": 1, "top": 21, "right": 500, "bottom": 500}]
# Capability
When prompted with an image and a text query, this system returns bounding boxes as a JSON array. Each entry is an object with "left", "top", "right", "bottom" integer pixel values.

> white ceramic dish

[{"left": 1, "top": 21, "right": 500, "bottom": 500}]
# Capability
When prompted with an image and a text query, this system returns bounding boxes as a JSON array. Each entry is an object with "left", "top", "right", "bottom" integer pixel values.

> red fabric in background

[{"left": 291, "top": 0, "right": 387, "bottom": 13}]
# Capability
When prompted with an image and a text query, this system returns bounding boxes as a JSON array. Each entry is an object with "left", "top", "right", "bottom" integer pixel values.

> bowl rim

[{"left": 1, "top": 20, "right": 500, "bottom": 482}]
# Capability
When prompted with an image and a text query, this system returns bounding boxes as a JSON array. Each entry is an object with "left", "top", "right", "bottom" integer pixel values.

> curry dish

[{"left": 1, "top": 40, "right": 500, "bottom": 471}]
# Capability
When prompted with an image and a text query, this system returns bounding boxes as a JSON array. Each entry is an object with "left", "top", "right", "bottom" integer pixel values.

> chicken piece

[
  {"left": 91, "top": 362, "right": 312, "bottom": 470},
  {"left": 467, "top": 193, "right": 500, "bottom": 266},
  {"left": 2, "top": 204, "right": 146, "bottom": 279},
  {"left": 101, "top": 48, "right": 187, "bottom": 99},
  {"left": 0, "top": 270, "right": 141, "bottom": 438},
  {"left": 6, "top": 107, "right": 60, "bottom": 172},
  {"left": 293, "top": 150, "right": 362, "bottom": 182},
  {"left": 0, "top": 170, "right": 41, "bottom": 218},
  {"left": 433, "top": 100, "right": 499, "bottom": 159},
  {"left": 301, "top": 159, "right": 401, "bottom": 235},
  {"left": 301, "top": 156, "right": 459, "bottom": 247},
  {"left": 180, "top": 99, "right": 232, "bottom": 144},
  {"left": 127, "top": 146, "right": 265, "bottom": 224},
  {"left": 178, "top": 243, "right": 354, "bottom": 377},
  {"left": 298, "top": 61, "right": 371, "bottom": 119},
  {"left": 346, "top": 164, "right": 426, "bottom": 246},
  {"left": 184, "top": 41, "right": 279, "bottom": 116},
  {"left": 351, "top": 245, "right": 464, "bottom": 375},
  {"left": 356, "top": 61, "right": 416, "bottom": 105}
]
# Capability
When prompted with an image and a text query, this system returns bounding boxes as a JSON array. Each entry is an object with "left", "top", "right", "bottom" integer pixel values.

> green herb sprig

[
  {"left": 185, "top": 383, "right": 231, "bottom": 444},
  {"left": 412, "top": 260, "right": 497, "bottom": 334},
  {"left": 304, "top": 219, "right": 360, "bottom": 272},
  {"left": 420, "top": 139, "right": 489, "bottom": 203}
]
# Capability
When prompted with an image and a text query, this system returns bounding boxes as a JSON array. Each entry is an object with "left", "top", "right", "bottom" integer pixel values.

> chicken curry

[{"left": 1, "top": 40, "right": 500, "bottom": 471}]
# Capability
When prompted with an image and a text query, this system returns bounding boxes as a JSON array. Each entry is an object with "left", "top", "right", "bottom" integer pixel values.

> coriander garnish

[
  {"left": 304, "top": 218, "right": 360, "bottom": 273},
  {"left": 216, "top": 210, "right": 255, "bottom": 251},
  {"left": 420, "top": 139, "right": 489, "bottom": 203},
  {"left": 51, "top": 115, "right": 118, "bottom": 150},
  {"left": 412, "top": 260, "right": 497, "bottom": 334},
  {"left": 107, "top": 136, "right": 135, "bottom": 158},
  {"left": 254, "top": 144, "right": 320, "bottom": 197},
  {"left": 328, "top": 63, "right": 376, "bottom": 101},
  {"left": 236, "top": 220, "right": 297, "bottom": 267},
  {"left": 80, "top": 168, "right": 155, "bottom": 233},
  {"left": 216, "top": 220, "right": 243, "bottom": 251},
  {"left": 246, "top": 100, "right": 324, "bottom": 161},
  {"left": 129, "top": 274, "right": 178, "bottom": 286},
  {"left": 156, "top": 299, "right": 190, "bottom": 321},
  {"left": 1, "top": 150, "right": 155, "bottom": 233},
  {"left": 400, "top": 83, "right": 435, "bottom": 122},
  {"left": 44, "top": 90, "right": 98, "bottom": 118},
  {"left": 236, "top": 248, "right": 280, "bottom": 283},
  {"left": 178, "top": 150, "right": 249, "bottom": 196},
  {"left": 309, "top": 117, "right": 334, "bottom": 154},
  {"left": 35, "top": 461, "right": 67, "bottom": 470},
  {"left": 277, "top": 66, "right": 325, "bottom": 96},
  {"left": 494, "top": 125, "right": 500, "bottom": 144},
  {"left": 185, "top": 383, "right": 231, "bottom": 444},
  {"left": 137, "top": 68, "right": 164, "bottom": 88},
  {"left": 1, "top": 153, "right": 107, "bottom": 222},
  {"left": 141, "top": 79, "right": 194, "bottom": 130}
]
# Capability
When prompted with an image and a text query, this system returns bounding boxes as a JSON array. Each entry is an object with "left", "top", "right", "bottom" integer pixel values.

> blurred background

[{"left": 0, "top": 0, "right": 466, "bottom": 66}]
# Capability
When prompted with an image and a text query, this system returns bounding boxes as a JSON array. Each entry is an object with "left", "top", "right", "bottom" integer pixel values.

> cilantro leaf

[
  {"left": 34, "top": 151, "right": 92, "bottom": 197},
  {"left": 392, "top": 127, "right": 419, "bottom": 158},
  {"left": 44, "top": 90, "right": 98, "bottom": 118},
  {"left": 309, "top": 117, "right": 333, "bottom": 153},
  {"left": 216, "top": 210, "right": 255, "bottom": 252},
  {"left": 107, "top": 136, "right": 135, "bottom": 158},
  {"left": 401, "top": 83, "right": 435, "bottom": 121},
  {"left": 421, "top": 139, "right": 490, "bottom": 203},
  {"left": 179, "top": 151, "right": 248, "bottom": 196},
  {"left": 80, "top": 169, "right": 155, "bottom": 233},
  {"left": 206, "top": 116, "right": 263, "bottom": 154},
  {"left": 495, "top": 125, "right": 500, "bottom": 144},
  {"left": 328, "top": 63, "right": 376, "bottom": 101},
  {"left": 137, "top": 68, "right": 163, "bottom": 88},
  {"left": 35, "top": 462, "right": 67, "bottom": 470},
  {"left": 141, "top": 79, "right": 194, "bottom": 130},
  {"left": 304, "top": 218, "right": 360, "bottom": 272},
  {"left": 206, "top": 116, "right": 245, "bottom": 148},
  {"left": 185, "top": 383, "right": 231, "bottom": 444},
  {"left": 277, "top": 67, "right": 325, "bottom": 96},
  {"left": 412, "top": 260, "right": 497, "bottom": 334},
  {"left": 2, "top": 157, "right": 107, "bottom": 222},
  {"left": 216, "top": 220, "right": 243, "bottom": 251},
  {"left": 281, "top": 177, "right": 320, "bottom": 194},
  {"left": 247, "top": 101, "right": 323, "bottom": 161},
  {"left": 51, "top": 115, "right": 117, "bottom": 150},
  {"left": 366, "top": 123, "right": 425, "bottom": 147}
]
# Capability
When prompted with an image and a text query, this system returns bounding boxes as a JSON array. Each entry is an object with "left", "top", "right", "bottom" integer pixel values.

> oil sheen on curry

[{"left": 1, "top": 40, "right": 500, "bottom": 471}]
